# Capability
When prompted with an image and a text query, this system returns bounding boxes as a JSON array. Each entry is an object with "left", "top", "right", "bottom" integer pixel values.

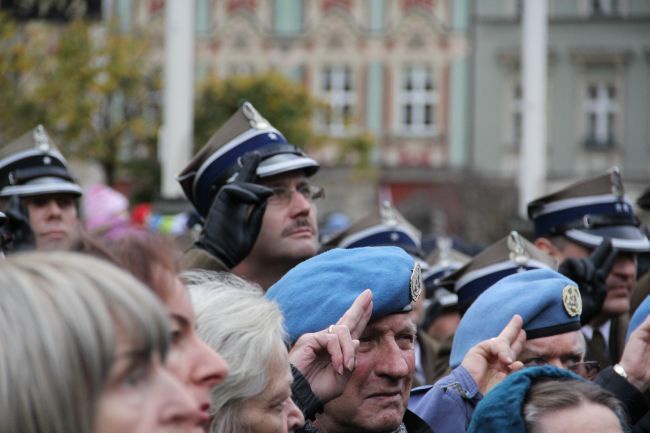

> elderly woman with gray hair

[{"left": 186, "top": 271, "right": 372, "bottom": 433}]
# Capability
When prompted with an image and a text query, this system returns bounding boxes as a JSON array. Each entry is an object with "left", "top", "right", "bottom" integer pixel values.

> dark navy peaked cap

[
  {"left": 438, "top": 232, "right": 556, "bottom": 314},
  {"left": 178, "top": 102, "right": 318, "bottom": 217},
  {"left": 528, "top": 167, "right": 650, "bottom": 252},
  {"left": 0, "top": 125, "right": 82, "bottom": 198},
  {"left": 323, "top": 201, "right": 424, "bottom": 258}
]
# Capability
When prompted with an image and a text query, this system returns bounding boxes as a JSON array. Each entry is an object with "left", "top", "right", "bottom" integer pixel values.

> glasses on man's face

[
  {"left": 523, "top": 359, "right": 601, "bottom": 380},
  {"left": 266, "top": 184, "right": 325, "bottom": 207},
  {"left": 567, "top": 361, "right": 601, "bottom": 380}
]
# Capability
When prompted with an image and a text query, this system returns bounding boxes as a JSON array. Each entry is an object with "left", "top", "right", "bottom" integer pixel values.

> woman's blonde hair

[{"left": 0, "top": 251, "right": 170, "bottom": 433}]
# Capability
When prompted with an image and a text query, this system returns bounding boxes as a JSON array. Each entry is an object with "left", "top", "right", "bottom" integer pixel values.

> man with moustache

[
  {"left": 0, "top": 125, "right": 83, "bottom": 252},
  {"left": 178, "top": 102, "right": 322, "bottom": 289},
  {"left": 527, "top": 168, "right": 650, "bottom": 367}
]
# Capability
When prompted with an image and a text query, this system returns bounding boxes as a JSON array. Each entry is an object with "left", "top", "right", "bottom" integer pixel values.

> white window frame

[
  {"left": 398, "top": 65, "right": 437, "bottom": 137},
  {"left": 320, "top": 65, "right": 355, "bottom": 136},
  {"left": 583, "top": 80, "right": 619, "bottom": 149}
]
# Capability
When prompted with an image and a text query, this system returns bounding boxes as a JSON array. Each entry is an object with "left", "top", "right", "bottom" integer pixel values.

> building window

[
  {"left": 590, "top": 0, "right": 619, "bottom": 16},
  {"left": 321, "top": 65, "right": 355, "bottom": 135},
  {"left": 584, "top": 82, "right": 618, "bottom": 149},
  {"left": 399, "top": 65, "right": 437, "bottom": 136}
]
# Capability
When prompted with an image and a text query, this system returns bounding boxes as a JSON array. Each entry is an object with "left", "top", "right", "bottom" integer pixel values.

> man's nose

[
  {"left": 375, "top": 340, "right": 411, "bottom": 380},
  {"left": 287, "top": 190, "right": 312, "bottom": 217},
  {"left": 286, "top": 397, "right": 305, "bottom": 432}
]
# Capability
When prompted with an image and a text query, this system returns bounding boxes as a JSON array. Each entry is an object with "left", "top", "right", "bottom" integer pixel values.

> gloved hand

[
  {"left": 558, "top": 238, "right": 617, "bottom": 325},
  {"left": 196, "top": 152, "right": 273, "bottom": 269},
  {"left": 2, "top": 196, "right": 35, "bottom": 253}
]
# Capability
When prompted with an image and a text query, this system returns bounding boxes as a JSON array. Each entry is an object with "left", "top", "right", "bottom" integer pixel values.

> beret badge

[
  {"left": 562, "top": 284, "right": 582, "bottom": 317},
  {"left": 410, "top": 262, "right": 423, "bottom": 302}
]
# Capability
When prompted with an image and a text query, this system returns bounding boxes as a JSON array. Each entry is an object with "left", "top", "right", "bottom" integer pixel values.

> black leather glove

[
  {"left": 196, "top": 152, "right": 273, "bottom": 269},
  {"left": 558, "top": 238, "right": 617, "bottom": 325},
  {"left": 2, "top": 196, "right": 35, "bottom": 253}
]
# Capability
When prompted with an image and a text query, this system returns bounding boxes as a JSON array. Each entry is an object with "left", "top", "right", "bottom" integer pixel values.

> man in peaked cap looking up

[
  {"left": 178, "top": 102, "right": 322, "bottom": 289},
  {"left": 0, "top": 125, "right": 83, "bottom": 252},
  {"left": 528, "top": 168, "right": 650, "bottom": 368}
]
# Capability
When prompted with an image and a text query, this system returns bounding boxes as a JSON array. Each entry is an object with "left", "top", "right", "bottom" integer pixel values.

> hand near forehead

[
  {"left": 196, "top": 152, "right": 273, "bottom": 269},
  {"left": 289, "top": 289, "right": 373, "bottom": 404},
  {"left": 619, "top": 315, "right": 650, "bottom": 393},
  {"left": 460, "top": 315, "right": 526, "bottom": 395}
]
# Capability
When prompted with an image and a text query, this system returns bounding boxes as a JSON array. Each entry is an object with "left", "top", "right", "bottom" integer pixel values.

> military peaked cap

[
  {"left": 0, "top": 125, "right": 82, "bottom": 198},
  {"left": 439, "top": 231, "right": 556, "bottom": 314},
  {"left": 178, "top": 102, "right": 318, "bottom": 217},
  {"left": 528, "top": 167, "right": 650, "bottom": 252}
]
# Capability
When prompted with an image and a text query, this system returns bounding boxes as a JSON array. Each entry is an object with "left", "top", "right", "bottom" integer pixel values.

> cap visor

[{"left": 565, "top": 226, "right": 650, "bottom": 252}]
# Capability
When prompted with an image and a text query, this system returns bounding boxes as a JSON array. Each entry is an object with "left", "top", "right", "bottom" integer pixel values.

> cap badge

[
  {"left": 508, "top": 231, "right": 529, "bottom": 266},
  {"left": 610, "top": 167, "right": 624, "bottom": 198},
  {"left": 410, "top": 262, "right": 423, "bottom": 302},
  {"left": 562, "top": 284, "right": 582, "bottom": 317},
  {"left": 33, "top": 125, "right": 51, "bottom": 153},
  {"left": 242, "top": 102, "right": 270, "bottom": 130},
  {"left": 380, "top": 200, "right": 398, "bottom": 227}
]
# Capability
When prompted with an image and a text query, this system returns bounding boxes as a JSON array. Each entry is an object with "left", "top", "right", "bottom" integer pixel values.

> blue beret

[
  {"left": 627, "top": 295, "right": 650, "bottom": 341},
  {"left": 266, "top": 247, "right": 422, "bottom": 343},
  {"left": 527, "top": 167, "right": 650, "bottom": 253},
  {"left": 449, "top": 268, "right": 582, "bottom": 368}
]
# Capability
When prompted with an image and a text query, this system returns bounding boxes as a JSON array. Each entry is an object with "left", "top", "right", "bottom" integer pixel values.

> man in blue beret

[
  {"left": 178, "top": 102, "right": 322, "bottom": 289},
  {"left": 528, "top": 168, "right": 650, "bottom": 368},
  {"left": 0, "top": 125, "right": 83, "bottom": 252},
  {"left": 409, "top": 269, "right": 588, "bottom": 433},
  {"left": 267, "top": 247, "right": 527, "bottom": 433},
  {"left": 410, "top": 268, "right": 650, "bottom": 433}
]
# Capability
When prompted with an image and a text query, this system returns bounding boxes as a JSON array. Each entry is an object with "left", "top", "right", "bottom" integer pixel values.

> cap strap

[
  {"left": 548, "top": 213, "right": 640, "bottom": 236},
  {"left": 11, "top": 166, "right": 73, "bottom": 185}
]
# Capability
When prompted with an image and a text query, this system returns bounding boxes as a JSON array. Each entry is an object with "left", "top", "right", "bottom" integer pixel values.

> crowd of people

[{"left": 1, "top": 102, "right": 649, "bottom": 433}]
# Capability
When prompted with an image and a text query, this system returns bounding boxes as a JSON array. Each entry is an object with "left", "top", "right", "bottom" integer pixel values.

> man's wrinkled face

[
  {"left": 552, "top": 241, "right": 637, "bottom": 318},
  {"left": 248, "top": 172, "right": 319, "bottom": 266},
  {"left": 24, "top": 193, "right": 80, "bottom": 250},
  {"left": 518, "top": 330, "right": 586, "bottom": 370},
  {"left": 315, "top": 314, "right": 416, "bottom": 433}
]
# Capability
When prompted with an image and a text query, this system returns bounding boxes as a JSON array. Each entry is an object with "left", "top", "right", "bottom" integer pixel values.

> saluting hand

[
  {"left": 460, "top": 314, "right": 526, "bottom": 395},
  {"left": 289, "top": 289, "right": 373, "bottom": 404}
]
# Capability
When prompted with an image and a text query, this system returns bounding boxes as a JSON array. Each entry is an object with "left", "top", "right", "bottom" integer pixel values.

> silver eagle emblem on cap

[
  {"left": 562, "top": 285, "right": 582, "bottom": 317},
  {"left": 33, "top": 125, "right": 51, "bottom": 153},
  {"left": 242, "top": 102, "right": 270, "bottom": 130},
  {"left": 380, "top": 200, "right": 398, "bottom": 227},
  {"left": 410, "top": 263, "right": 423, "bottom": 302},
  {"left": 508, "top": 231, "right": 529, "bottom": 266},
  {"left": 609, "top": 167, "right": 624, "bottom": 199}
]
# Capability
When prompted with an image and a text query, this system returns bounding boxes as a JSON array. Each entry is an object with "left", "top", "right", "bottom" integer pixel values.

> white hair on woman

[
  {"left": 184, "top": 270, "right": 287, "bottom": 433},
  {"left": 0, "top": 251, "right": 170, "bottom": 433}
]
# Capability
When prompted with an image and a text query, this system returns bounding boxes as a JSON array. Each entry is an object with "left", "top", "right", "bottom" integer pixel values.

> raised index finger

[
  {"left": 497, "top": 314, "right": 524, "bottom": 345},
  {"left": 337, "top": 289, "right": 373, "bottom": 339}
]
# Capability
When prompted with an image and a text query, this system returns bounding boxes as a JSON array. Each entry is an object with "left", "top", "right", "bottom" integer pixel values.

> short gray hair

[
  {"left": 0, "top": 251, "right": 170, "bottom": 433},
  {"left": 524, "top": 378, "right": 628, "bottom": 433},
  {"left": 185, "top": 271, "right": 287, "bottom": 433}
]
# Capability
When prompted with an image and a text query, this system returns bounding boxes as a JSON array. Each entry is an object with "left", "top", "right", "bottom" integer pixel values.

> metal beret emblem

[
  {"left": 410, "top": 263, "right": 423, "bottom": 302},
  {"left": 562, "top": 285, "right": 582, "bottom": 317}
]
